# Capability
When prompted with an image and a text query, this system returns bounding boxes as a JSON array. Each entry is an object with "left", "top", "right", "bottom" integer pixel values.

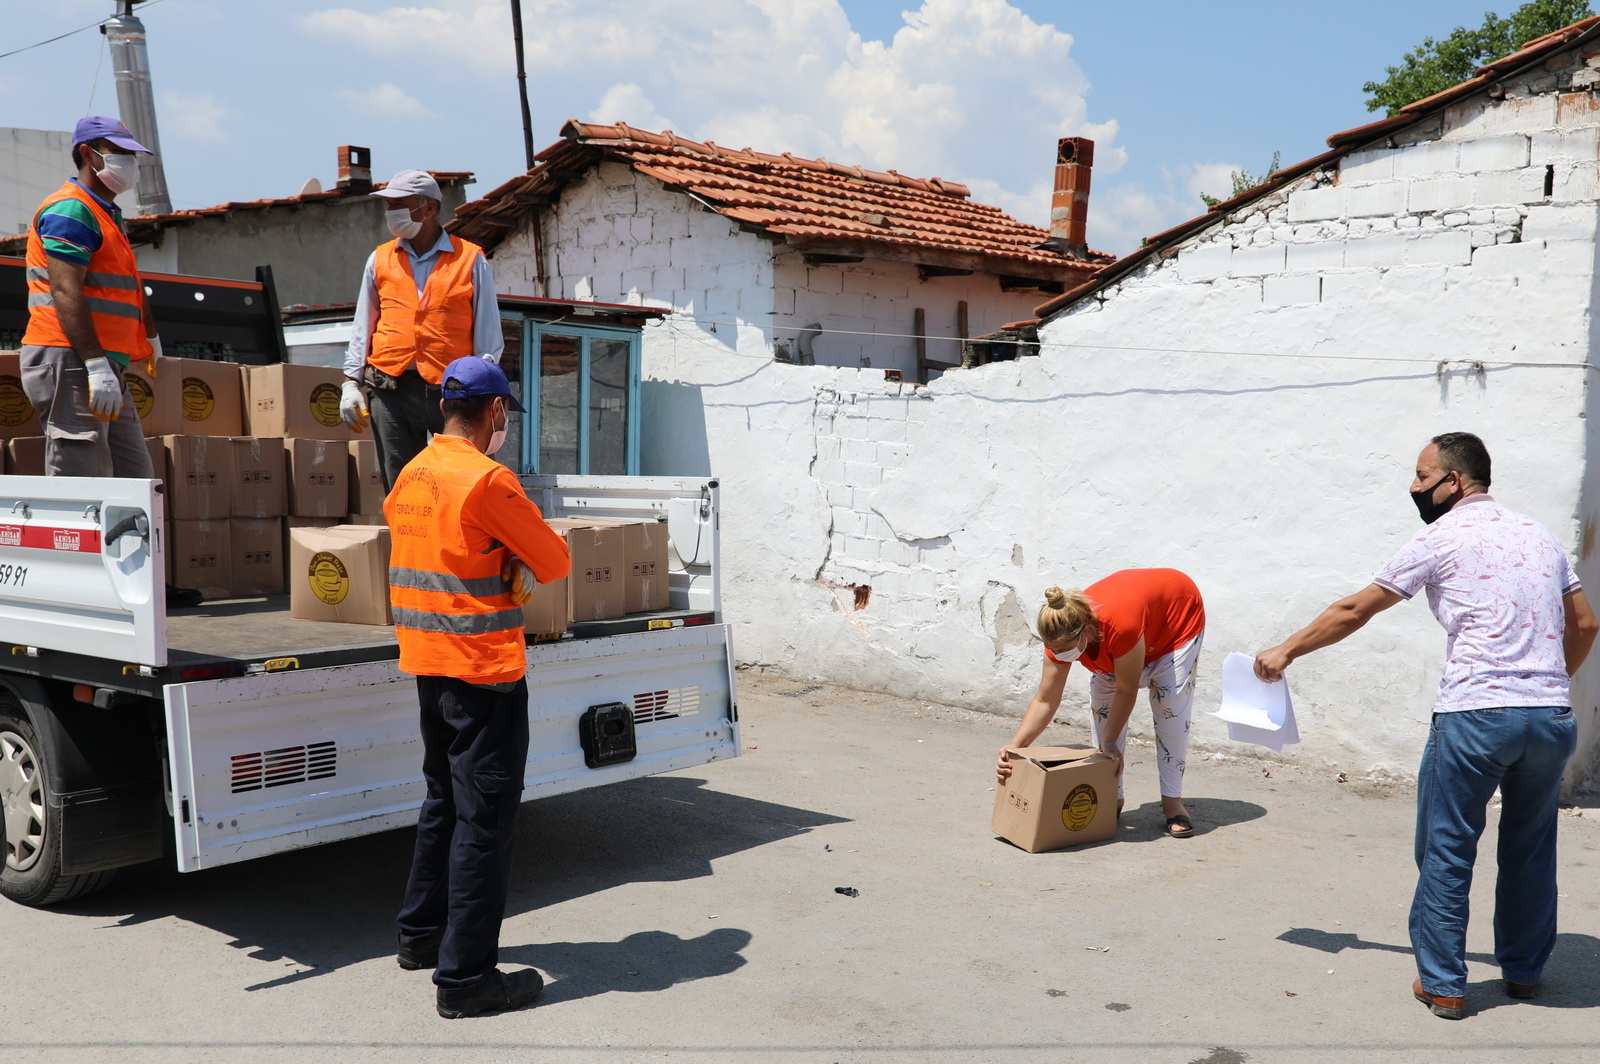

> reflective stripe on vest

[
  {"left": 367, "top": 234, "right": 481, "bottom": 385},
  {"left": 20, "top": 182, "right": 151, "bottom": 361},
  {"left": 392, "top": 605, "right": 527, "bottom": 635},
  {"left": 388, "top": 566, "right": 511, "bottom": 598}
]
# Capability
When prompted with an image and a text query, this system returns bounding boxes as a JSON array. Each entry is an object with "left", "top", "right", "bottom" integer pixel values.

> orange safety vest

[
  {"left": 385, "top": 435, "right": 565, "bottom": 684},
  {"left": 21, "top": 181, "right": 151, "bottom": 362},
  {"left": 367, "top": 234, "right": 482, "bottom": 385}
]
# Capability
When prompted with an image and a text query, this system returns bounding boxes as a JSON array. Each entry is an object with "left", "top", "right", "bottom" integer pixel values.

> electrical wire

[{"left": 0, "top": 0, "right": 174, "bottom": 63}]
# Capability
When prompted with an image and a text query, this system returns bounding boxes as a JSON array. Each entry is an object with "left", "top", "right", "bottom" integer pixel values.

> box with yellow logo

[
  {"left": 992, "top": 745, "right": 1119, "bottom": 853},
  {"left": 0, "top": 351, "right": 42, "bottom": 440},
  {"left": 172, "top": 357, "right": 244, "bottom": 437},
  {"left": 289, "top": 524, "right": 392, "bottom": 625},
  {"left": 244, "top": 364, "right": 356, "bottom": 442},
  {"left": 124, "top": 358, "right": 181, "bottom": 437}
]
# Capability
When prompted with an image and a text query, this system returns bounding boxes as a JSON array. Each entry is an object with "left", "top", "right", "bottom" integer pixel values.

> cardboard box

[
  {"left": 164, "top": 435, "right": 230, "bottom": 520},
  {"left": 124, "top": 358, "right": 182, "bottom": 437},
  {"left": 145, "top": 436, "right": 166, "bottom": 483},
  {"left": 0, "top": 351, "right": 42, "bottom": 440},
  {"left": 547, "top": 518, "right": 626, "bottom": 621},
  {"left": 992, "top": 746, "right": 1119, "bottom": 853},
  {"left": 289, "top": 524, "right": 392, "bottom": 625},
  {"left": 227, "top": 437, "right": 287, "bottom": 517},
  {"left": 229, "top": 517, "right": 285, "bottom": 596},
  {"left": 244, "top": 363, "right": 356, "bottom": 442},
  {"left": 284, "top": 515, "right": 340, "bottom": 564},
  {"left": 169, "top": 518, "right": 231, "bottom": 599},
  {"left": 6, "top": 436, "right": 45, "bottom": 477},
  {"left": 174, "top": 357, "right": 244, "bottom": 437},
  {"left": 522, "top": 576, "right": 570, "bottom": 639},
  {"left": 347, "top": 513, "right": 386, "bottom": 525},
  {"left": 587, "top": 517, "right": 670, "bottom": 614},
  {"left": 347, "top": 439, "right": 385, "bottom": 514},
  {"left": 284, "top": 438, "right": 349, "bottom": 517}
]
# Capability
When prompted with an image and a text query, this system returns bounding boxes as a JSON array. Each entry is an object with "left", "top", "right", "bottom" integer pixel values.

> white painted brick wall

[
  {"left": 1469, "top": 239, "right": 1546, "bottom": 278},
  {"left": 1473, "top": 168, "right": 1549, "bottom": 207},
  {"left": 1458, "top": 135, "right": 1531, "bottom": 172},
  {"left": 1287, "top": 185, "right": 1343, "bottom": 222},
  {"left": 1178, "top": 244, "right": 1232, "bottom": 280},
  {"left": 1443, "top": 93, "right": 1558, "bottom": 139},
  {"left": 1230, "top": 244, "right": 1286, "bottom": 276},
  {"left": 1408, "top": 175, "right": 1474, "bottom": 214},
  {"left": 1340, "top": 148, "right": 1394, "bottom": 183},
  {"left": 1405, "top": 230, "right": 1474, "bottom": 266},
  {"left": 1263, "top": 274, "right": 1321, "bottom": 305},
  {"left": 1522, "top": 203, "right": 1600, "bottom": 243},
  {"left": 1346, "top": 181, "right": 1409, "bottom": 218},
  {"left": 1395, "top": 140, "right": 1461, "bottom": 178},
  {"left": 1286, "top": 240, "right": 1345, "bottom": 271},
  {"left": 1343, "top": 232, "right": 1411, "bottom": 268}
]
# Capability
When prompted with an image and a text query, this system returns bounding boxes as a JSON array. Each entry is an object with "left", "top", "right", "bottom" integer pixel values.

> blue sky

[{"left": 0, "top": 1, "right": 1557, "bottom": 254}]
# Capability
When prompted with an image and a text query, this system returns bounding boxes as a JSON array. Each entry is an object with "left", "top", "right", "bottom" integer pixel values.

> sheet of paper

[{"left": 1212, "top": 651, "right": 1300, "bottom": 751}]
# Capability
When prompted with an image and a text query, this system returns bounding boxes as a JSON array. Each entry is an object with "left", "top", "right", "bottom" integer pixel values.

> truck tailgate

[{"left": 165, "top": 624, "right": 738, "bottom": 872}]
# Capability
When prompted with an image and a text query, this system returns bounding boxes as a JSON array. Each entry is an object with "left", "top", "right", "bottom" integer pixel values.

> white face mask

[
  {"left": 93, "top": 148, "right": 140, "bottom": 195},
  {"left": 386, "top": 207, "right": 423, "bottom": 240},
  {"left": 487, "top": 403, "right": 509, "bottom": 455},
  {"left": 1050, "top": 644, "right": 1083, "bottom": 663}
]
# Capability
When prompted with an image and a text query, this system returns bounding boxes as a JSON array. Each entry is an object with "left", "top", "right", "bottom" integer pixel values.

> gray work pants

[
  {"left": 19, "top": 345, "right": 154, "bottom": 478},
  {"left": 367, "top": 366, "right": 443, "bottom": 492}
]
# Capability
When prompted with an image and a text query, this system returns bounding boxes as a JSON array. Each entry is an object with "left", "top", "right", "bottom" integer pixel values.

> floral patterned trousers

[{"left": 1089, "top": 634, "right": 1203, "bottom": 800}]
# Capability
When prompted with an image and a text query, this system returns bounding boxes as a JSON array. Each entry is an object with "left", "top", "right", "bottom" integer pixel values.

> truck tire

[{"left": 0, "top": 696, "right": 116, "bottom": 906}]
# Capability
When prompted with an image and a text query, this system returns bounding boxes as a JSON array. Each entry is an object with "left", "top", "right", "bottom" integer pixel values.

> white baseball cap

[{"left": 371, "top": 169, "right": 441, "bottom": 201}]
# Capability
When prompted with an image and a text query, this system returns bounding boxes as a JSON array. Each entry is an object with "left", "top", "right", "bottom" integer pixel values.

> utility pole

[
  {"left": 102, "top": 0, "right": 172, "bottom": 216},
  {"left": 510, "top": 0, "right": 536, "bottom": 171}
]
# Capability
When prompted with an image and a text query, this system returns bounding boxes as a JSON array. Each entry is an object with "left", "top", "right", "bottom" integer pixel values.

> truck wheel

[{"left": 0, "top": 697, "right": 116, "bottom": 906}]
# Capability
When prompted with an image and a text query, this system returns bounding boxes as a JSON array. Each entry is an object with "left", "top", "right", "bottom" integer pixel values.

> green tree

[
  {"left": 1199, "top": 151, "right": 1282, "bottom": 208},
  {"left": 1363, "top": 1, "right": 1594, "bottom": 116}
]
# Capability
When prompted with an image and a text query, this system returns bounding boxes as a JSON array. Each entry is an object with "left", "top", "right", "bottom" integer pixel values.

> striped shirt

[{"left": 33, "top": 179, "right": 123, "bottom": 266}]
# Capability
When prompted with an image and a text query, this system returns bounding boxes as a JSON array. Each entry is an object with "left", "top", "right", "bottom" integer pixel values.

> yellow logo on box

[
  {"left": 126, "top": 373, "right": 155, "bottom": 419},
  {"left": 0, "top": 375, "right": 35, "bottom": 427},
  {"left": 309, "top": 382, "right": 343, "bottom": 428},
  {"left": 1062, "top": 783, "right": 1098, "bottom": 832},
  {"left": 182, "top": 377, "right": 215, "bottom": 422},
  {"left": 307, "top": 551, "right": 349, "bottom": 605}
]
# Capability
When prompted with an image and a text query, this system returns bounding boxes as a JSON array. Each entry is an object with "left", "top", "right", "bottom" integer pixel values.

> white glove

[
  {"left": 502, "top": 559, "right": 537, "bottom": 606},
  {"left": 340, "top": 379, "right": 369, "bottom": 433},
  {"left": 84, "top": 356, "right": 124, "bottom": 421},
  {"left": 145, "top": 334, "right": 165, "bottom": 378}
]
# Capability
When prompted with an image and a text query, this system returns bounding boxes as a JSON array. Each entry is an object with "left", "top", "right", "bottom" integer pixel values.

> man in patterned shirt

[{"left": 1254, "top": 432, "right": 1597, "bottom": 1020}]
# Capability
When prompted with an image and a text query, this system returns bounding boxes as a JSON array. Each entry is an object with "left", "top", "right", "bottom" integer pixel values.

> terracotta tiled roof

[
  {"left": 1025, "top": 14, "right": 1600, "bottom": 325},
  {"left": 450, "top": 121, "right": 1112, "bottom": 283},
  {"left": 0, "top": 171, "right": 475, "bottom": 257}
]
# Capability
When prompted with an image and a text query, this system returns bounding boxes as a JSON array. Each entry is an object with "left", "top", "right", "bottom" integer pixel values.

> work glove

[
  {"left": 340, "top": 379, "right": 369, "bottom": 433},
  {"left": 503, "top": 558, "right": 538, "bottom": 606},
  {"left": 145, "top": 334, "right": 165, "bottom": 378},
  {"left": 84, "top": 356, "right": 124, "bottom": 421}
]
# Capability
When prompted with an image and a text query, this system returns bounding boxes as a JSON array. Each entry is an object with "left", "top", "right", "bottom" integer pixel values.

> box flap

[{"left": 1004, "top": 744, "right": 1107, "bottom": 768}]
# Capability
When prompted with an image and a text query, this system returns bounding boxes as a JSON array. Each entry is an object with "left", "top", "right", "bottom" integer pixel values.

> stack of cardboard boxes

[{"left": 1, "top": 350, "right": 672, "bottom": 632}]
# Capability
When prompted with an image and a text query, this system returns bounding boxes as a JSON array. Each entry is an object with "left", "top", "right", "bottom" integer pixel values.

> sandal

[{"left": 1165, "top": 814, "right": 1194, "bottom": 838}]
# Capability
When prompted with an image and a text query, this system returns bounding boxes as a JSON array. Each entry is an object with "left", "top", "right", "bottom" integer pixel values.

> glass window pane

[
  {"left": 538, "top": 333, "right": 581, "bottom": 475},
  {"left": 588, "top": 338, "right": 629, "bottom": 475},
  {"left": 495, "top": 317, "right": 525, "bottom": 473}
]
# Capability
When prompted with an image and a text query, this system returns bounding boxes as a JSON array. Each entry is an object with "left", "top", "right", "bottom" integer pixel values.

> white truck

[{"left": 0, "top": 472, "right": 739, "bottom": 907}]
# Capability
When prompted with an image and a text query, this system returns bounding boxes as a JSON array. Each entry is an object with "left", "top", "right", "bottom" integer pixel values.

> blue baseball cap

[
  {"left": 72, "top": 116, "right": 151, "bottom": 153},
  {"left": 441, "top": 357, "right": 526, "bottom": 412}
]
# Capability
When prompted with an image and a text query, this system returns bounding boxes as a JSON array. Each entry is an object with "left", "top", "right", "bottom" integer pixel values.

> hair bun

[{"left": 1044, "top": 586, "right": 1066, "bottom": 610}]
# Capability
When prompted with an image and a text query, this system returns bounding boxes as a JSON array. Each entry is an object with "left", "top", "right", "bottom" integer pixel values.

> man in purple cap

[
  {"left": 340, "top": 168, "right": 503, "bottom": 492},
  {"left": 20, "top": 116, "right": 200, "bottom": 608}
]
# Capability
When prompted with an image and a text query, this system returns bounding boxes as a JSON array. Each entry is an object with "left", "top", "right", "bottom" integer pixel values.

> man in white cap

[{"left": 340, "top": 169, "right": 503, "bottom": 490}]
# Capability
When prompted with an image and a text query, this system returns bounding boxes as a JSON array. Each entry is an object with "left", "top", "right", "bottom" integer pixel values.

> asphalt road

[{"left": 3, "top": 671, "right": 1598, "bottom": 1063}]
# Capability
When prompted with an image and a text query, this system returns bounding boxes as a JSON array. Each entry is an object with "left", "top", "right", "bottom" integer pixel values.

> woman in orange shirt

[{"left": 996, "top": 569, "right": 1206, "bottom": 837}]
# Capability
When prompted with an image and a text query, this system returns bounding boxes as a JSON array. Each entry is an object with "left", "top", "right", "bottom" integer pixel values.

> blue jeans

[{"left": 1411, "top": 706, "right": 1577, "bottom": 997}]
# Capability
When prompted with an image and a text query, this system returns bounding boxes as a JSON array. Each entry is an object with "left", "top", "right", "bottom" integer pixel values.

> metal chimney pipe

[{"left": 102, "top": 3, "right": 172, "bottom": 217}]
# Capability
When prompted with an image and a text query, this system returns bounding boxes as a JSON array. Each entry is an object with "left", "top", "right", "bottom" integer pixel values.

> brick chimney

[
  {"left": 337, "top": 146, "right": 372, "bottom": 192},
  {"left": 1049, "top": 137, "right": 1093, "bottom": 258}
]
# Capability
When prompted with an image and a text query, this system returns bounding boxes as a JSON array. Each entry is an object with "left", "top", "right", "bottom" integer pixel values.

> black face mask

[{"left": 1411, "top": 473, "right": 1459, "bottom": 525}]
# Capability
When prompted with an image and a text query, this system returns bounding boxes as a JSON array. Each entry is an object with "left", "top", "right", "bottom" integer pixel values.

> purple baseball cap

[
  {"left": 371, "top": 169, "right": 441, "bottom": 201},
  {"left": 441, "top": 357, "right": 526, "bottom": 412},
  {"left": 72, "top": 116, "right": 151, "bottom": 153}
]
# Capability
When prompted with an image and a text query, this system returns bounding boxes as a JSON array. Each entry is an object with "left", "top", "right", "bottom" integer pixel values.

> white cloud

[
  {"left": 337, "top": 83, "right": 440, "bottom": 120},
  {"left": 302, "top": 0, "right": 1148, "bottom": 244},
  {"left": 1086, "top": 161, "right": 1242, "bottom": 257},
  {"left": 589, "top": 84, "right": 676, "bottom": 133},
  {"left": 159, "top": 90, "right": 232, "bottom": 144}
]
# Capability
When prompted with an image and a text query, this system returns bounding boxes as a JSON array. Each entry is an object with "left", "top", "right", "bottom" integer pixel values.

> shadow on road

[
  {"left": 55, "top": 774, "right": 846, "bottom": 993},
  {"left": 1277, "top": 928, "right": 1600, "bottom": 1010},
  {"left": 1116, "top": 796, "right": 1267, "bottom": 842},
  {"left": 504, "top": 927, "right": 753, "bottom": 1006}
]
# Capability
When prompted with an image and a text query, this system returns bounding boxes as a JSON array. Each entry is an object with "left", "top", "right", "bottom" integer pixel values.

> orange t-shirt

[{"left": 1044, "top": 568, "right": 1205, "bottom": 674}]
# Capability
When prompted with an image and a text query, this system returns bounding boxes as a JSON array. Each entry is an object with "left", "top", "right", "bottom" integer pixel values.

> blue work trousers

[
  {"left": 1411, "top": 706, "right": 1576, "bottom": 998},
  {"left": 397, "top": 675, "right": 529, "bottom": 989}
]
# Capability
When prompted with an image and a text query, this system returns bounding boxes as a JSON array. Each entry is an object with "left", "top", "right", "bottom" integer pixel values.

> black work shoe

[
  {"left": 437, "top": 968, "right": 544, "bottom": 1019},
  {"left": 397, "top": 928, "right": 444, "bottom": 971},
  {"left": 166, "top": 583, "right": 204, "bottom": 609}
]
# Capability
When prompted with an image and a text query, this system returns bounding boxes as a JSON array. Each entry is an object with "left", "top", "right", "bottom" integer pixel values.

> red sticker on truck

[{"left": 0, "top": 524, "right": 102, "bottom": 552}]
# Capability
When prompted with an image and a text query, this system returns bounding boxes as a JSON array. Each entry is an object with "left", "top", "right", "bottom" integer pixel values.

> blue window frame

[{"left": 515, "top": 320, "right": 641, "bottom": 475}]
